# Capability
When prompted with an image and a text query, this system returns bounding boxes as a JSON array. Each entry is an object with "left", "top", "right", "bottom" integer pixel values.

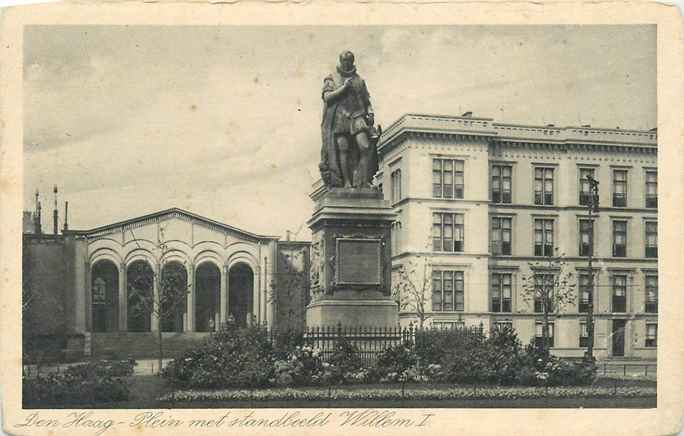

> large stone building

[
  {"left": 22, "top": 207, "right": 309, "bottom": 360},
  {"left": 376, "top": 113, "right": 658, "bottom": 360}
]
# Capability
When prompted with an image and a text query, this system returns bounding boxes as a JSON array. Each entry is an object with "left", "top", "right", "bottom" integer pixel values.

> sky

[{"left": 23, "top": 25, "right": 656, "bottom": 240}]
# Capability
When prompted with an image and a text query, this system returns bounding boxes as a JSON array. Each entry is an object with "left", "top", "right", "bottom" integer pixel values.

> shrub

[
  {"left": 64, "top": 359, "right": 137, "bottom": 378},
  {"left": 486, "top": 326, "right": 524, "bottom": 385},
  {"left": 414, "top": 326, "right": 485, "bottom": 365},
  {"left": 440, "top": 345, "right": 496, "bottom": 384},
  {"left": 514, "top": 342, "right": 597, "bottom": 386},
  {"left": 547, "top": 359, "right": 597, "bottom": 386},
  {"left": 376, "top": 342, "right": 417, "bottom": 375},
  {"left": 163, "top": 323, "right": 275, "bottom": 389},
  {"left": 23, "top": 366, "right": 130, "bottom": 405},
  {"left": 327, "top": 337, "right": 366, "bottom": 384},
  {"left": 271, "top": 345, "right": 324, "bottom": 387}
]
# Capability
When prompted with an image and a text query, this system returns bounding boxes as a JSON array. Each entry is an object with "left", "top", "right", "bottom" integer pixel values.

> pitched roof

[{"left": 71, "top": 207, "right": 279, "bottom": 241}]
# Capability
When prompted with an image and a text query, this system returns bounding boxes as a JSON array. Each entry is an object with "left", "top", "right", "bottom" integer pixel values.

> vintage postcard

[{"left": 1, "top": 2, "right": 683, "bottom": 435}]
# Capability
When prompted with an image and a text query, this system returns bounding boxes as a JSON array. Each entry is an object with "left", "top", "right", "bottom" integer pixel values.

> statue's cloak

[
  {"left": 320, "top": 73, "right": 346, "bottom": 187},
  {"left": 319, "top": 69, "right": 378, "bottom": 188}
]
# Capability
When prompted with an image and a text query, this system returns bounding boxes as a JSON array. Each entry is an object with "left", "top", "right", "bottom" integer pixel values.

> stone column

[
  {"left": 254, "top": 265, "right": 261, "bottom": 325},
  {"left": 151, "top": 263, "right": 160, "bottom": 332},
  {"left": 118, "top": 263, "right": 126, "bottom": 332},
  {"left": 85, "top": 262, "right": 92, "bottom": 332},
  {"left": 187, "top": 263, "right": 195, "bottom": 332},
  {"left": 220, "top": 265, "right": 228, "bottom": 326}
]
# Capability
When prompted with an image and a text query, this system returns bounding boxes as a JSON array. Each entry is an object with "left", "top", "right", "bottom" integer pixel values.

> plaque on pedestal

[{"left": 306, "top": 186, "right": 399, "bottom": 328}]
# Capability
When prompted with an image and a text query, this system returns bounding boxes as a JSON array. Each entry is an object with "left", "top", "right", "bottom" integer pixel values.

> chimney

[
  {"left": 286, "top": 230, "right": 291, "bottom": 241},
  {"left": 53, "top": 185, "right": 59, "bottom": 235},
  {"left": 35, "top": 190, "right": 42, "bottom": 235},
  {"left": 63, "top": 201, "right": 69, "bottom": 232}
]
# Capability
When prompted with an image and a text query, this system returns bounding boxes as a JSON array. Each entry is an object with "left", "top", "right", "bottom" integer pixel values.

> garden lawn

[{"left": 160, "top": 378, "right": 656, "bottom": 407}]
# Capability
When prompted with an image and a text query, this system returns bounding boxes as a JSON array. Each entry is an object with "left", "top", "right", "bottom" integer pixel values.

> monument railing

[{"left": 266, "top": 323, "right": 485, "bottom": 366}]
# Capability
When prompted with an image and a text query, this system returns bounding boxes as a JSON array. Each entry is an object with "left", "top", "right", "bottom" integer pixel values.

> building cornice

[{"left": 379, "top": 113, "right": 657, "bottom": 158}]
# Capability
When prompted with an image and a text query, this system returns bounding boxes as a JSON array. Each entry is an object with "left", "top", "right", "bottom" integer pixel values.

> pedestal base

[{"left": 306, "top": 299, "right": 399, "bottom": 328}]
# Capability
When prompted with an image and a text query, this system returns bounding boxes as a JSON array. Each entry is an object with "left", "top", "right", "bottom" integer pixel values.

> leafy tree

[{"left": 521, "top": 249, "right": 576, "bottom": 356}]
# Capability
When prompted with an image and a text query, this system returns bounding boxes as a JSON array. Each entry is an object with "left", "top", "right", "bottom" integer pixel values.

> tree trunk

[
  {"left": 158, "top": 325, "right": 163, "bottom": 376},
  {"left": 542, "top": 298, "right": 550, "bottom": 356}
]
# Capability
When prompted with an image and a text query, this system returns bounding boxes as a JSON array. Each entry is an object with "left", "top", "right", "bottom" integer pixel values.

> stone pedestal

[{"left": 306, "top": 186, "right": 398, "bottom": 328}]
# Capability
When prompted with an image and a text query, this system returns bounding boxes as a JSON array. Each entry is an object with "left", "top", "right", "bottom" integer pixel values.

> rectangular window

[
  {"left": 433, "top": 158, "right": 464, "bottom": 199},
  {"left": 645, "top": 275, "right": 658, "bottom": 313},
  {"left": 645, "top": 171, "right": 657, "bottom": 208},
  {"left": 579, "top": 219, "right": 594, "bottom": 257},
  {"left": 491, "top": 217, "right": 512, "bottom": 255},
  {"left": 533, "top": 273, "right": 555, "bottom": 313},
  {"left": 613, "top": 221, "right": 627, "bottom": 257},
  {"left": 579, "top": 321, "right": 589, "bottom": 348},
  {"left": 645, "top": 221, "right": 658, "bottom": 258},
  {"left": 579, "top": 273, "right": 594, "bottom": 313},
  {"left": 645, "top": 323, "right": 657, "bottom": 347},
  {"left": 535, "top": 321, "right": 555, "bottom": 348},
  {"left": 534, "top": 219, "right": 554, "bottom": 257},
  {"left": 492, "top": 165, "right": 512, "bottom": 204},
  {"left": 579, "top": 168, "right": 595, "bottom": 206},
  {"left": 432, "top": 270, "right": 464, "bottom": 312},
  {"left": 613, "top": 169, "right": 628, "bottom": 207},
  {"left": 612, "top": 275, "right": 627, "bottom": 313},
  {"left": 432, "top": 212, "right": 464, "bottom": 252},
  {"left": 391, "top": 169, "right": 402, "bottom": 203},
  {"left": 491, "top": 273, "right": 512, "bottom": 313},
  {"left": 534, "top": 167, "right": 554, "bottom": 205}
]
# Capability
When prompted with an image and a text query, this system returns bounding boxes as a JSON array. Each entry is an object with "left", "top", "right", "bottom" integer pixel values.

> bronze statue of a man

[{"left": 320, "top": 51, "right": 379, "bottom": 188}]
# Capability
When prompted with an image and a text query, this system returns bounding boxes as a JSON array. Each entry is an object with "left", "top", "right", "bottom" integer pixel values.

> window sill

[{"left": 431, "top": 196, "right": 465, "bottom": 201}]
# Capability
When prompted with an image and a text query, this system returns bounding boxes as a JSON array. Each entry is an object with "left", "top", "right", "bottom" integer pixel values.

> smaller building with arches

[{"left": 22, "top": 208, "right": 310, "bottom": 360}]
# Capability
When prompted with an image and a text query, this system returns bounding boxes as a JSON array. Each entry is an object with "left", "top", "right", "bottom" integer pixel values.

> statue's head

[{"left": 338, "top": 50, "right": 355, "bottom": 74}]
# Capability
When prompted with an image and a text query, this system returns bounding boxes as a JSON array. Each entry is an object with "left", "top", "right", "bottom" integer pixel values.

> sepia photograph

[
  {"left": 18, "top": 23, "right": 661, "bottom": 411},
  {"left": 1, "top": 3, "right": 682, "bottom": 434}
]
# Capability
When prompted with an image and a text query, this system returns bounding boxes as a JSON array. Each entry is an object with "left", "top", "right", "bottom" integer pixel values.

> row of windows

[
  {"left": 530, "top": 321, "right": 658, "bottom": 349},
  {"left": 436, "top": 321, "right": 659, "bottom": 348},
  {"left": 491, "top": 164, "right": 657, "bottom": 208},
  {"left": 430, "top": 212, "right": 658, "bottom": 258},
  {"left": 424, "top": 159, "right": 658, "bottom": 208},
  {"left": 430, "top": 270, "right": 658, "bottom": 314}
]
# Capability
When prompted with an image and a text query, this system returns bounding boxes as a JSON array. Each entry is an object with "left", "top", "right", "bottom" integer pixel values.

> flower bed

[
  {"left": 160, "top": 383, "right": 655, "bottom": 403},
  {"left": 162, "top": 324, "right": 599, "bottom": 390}
]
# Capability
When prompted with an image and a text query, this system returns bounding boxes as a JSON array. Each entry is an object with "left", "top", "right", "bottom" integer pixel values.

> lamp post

[{"left": 585, "top": 174, "right": 600, "bottom": 361}]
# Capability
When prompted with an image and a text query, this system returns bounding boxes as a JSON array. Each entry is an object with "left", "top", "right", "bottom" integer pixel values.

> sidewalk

[{"left": 23, "top": 358, "right": 174, "bottom": 377}]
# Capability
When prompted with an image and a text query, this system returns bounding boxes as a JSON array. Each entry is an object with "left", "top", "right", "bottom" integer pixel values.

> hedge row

[{"left": 162, "top": 323, "right": 597, "bottom": 389}]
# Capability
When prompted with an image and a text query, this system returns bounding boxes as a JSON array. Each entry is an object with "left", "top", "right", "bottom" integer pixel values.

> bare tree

[
  {"left": 128, "top": 227, "right": 191, "bottom": 373},
  {"left": 267, "top": 247, "right": 309, "bottom": 331},
  {"left": 521, "top": 249, "right": 576, "bottom": 355},
  {"left": 391, "top": 255, "right": 433, "bottom": 329}
]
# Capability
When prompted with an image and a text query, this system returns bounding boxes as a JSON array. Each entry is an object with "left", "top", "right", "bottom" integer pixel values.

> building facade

[
  {"left": 377, "top": 113, "right": 658, "bottom": 360},
  {"left": 23, "top": 207, "right": 308, "bottom": 360}
]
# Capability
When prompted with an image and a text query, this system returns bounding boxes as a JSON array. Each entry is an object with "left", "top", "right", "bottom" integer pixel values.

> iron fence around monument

[{"left": 266, "top": 323, "right": 485, "bottom": 366}]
